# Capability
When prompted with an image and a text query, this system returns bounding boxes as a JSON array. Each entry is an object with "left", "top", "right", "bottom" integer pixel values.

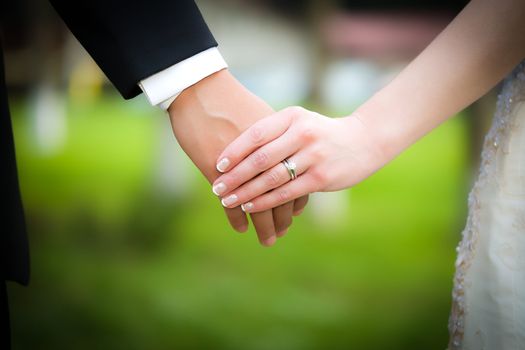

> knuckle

[
  {"left": 310, "top": 145, "right": 325, "bottom": 161},
  {"left": 225, "top": 172, "right": 238, "bottom": 186},
  {"left": 310, "top": 168, "right": 327, "bottom": 188},
  {"left": 290, "top": 105, "right": 306, "bottom": 115},
  {"left": 296, "top": 122, "right": 317, "bottom": 142},
  {"left": 285, "top": 106, "right": 305, "bottom": 120},
  {"left": 265, "top": 169, "right": 281, "bottom": 186},
  {"left": 249, "top": 125, "right": 264, "bottom": 144},
  {"left": 277, "top": 188, "right": 291, "bottom": 202},
  {"left": 251, "top": 151, "right": 269, "bottom": 169}
]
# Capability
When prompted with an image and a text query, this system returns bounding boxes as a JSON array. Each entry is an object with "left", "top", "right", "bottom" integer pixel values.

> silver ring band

[{"left": 282, "top": 158, "right": 297, "bottom": 180}]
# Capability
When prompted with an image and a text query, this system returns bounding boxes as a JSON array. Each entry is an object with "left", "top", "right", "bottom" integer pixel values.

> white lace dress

[{"left": 448, "top": 61, "right": 525, "bottom": 350}]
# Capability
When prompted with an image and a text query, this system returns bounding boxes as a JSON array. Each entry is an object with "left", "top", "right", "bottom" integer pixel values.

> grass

[{"left": 8, "top": 94, "right": 470, "bottom": 350}]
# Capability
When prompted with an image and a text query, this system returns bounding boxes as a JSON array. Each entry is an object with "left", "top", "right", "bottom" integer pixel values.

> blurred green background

[
  {"left": 3, "top": 0, "right": 486, "bottom": 349},
  {"left": 7, "top": 94, "right": 469, "bottom": 349}
]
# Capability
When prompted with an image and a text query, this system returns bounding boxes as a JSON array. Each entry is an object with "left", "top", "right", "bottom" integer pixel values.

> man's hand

[{"left": 168, "top": 69, "right": 308, "bottom": 246}]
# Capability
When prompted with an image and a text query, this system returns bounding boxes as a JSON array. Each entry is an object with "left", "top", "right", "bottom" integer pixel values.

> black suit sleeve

[{"left": 49, "top": 0, "right": 217, "bottom": 99}]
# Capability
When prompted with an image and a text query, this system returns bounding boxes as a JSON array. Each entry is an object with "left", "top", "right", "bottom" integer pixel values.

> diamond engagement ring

[{"left": 282, "top": 158, "right": 297, "bottom": 180}]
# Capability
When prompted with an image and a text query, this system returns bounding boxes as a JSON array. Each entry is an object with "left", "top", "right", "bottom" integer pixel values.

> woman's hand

[
  {"left": 212, "top": 106, "right": 387, "bottom": 214},
  {"left": 169, "top": 70, "right": 309, "bottom": 246}
]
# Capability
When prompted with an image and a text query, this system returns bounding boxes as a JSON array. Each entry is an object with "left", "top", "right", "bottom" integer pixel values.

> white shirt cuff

[{"left": 139, "top": 47, "right": 228, "bottom": 110}]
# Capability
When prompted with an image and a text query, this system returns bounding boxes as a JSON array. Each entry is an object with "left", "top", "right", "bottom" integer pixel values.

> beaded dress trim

[{"left": 447, "top": 61, "right": 525, "bottom": 350}]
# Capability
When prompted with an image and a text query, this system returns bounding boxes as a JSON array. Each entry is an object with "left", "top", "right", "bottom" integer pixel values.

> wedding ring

[{"left": 282, "top": 158, "right": 297, "bottom": 181}]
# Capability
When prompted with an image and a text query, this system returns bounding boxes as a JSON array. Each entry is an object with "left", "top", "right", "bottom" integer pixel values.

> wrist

[
  {"left": 167, "top": 68, "right": 273, "bottom": 182},
  {"left": 339, "top": 113, "right": 390, "bottom": 175},
  {"left": 168, "top": 68, "right": 272, "bottom": 127},
  {"left": 351, "top": 89, "right": 410, "bottom": 164},
  {"left": 167, "top": 68, "right": 230, "bottom": 115}
]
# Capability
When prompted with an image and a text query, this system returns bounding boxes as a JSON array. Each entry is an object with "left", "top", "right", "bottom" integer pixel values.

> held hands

[
  {"left": 214, "top": 106, "right": 388, "bottom": 214},
  {"left": 168, "top": 70, "right": 308, "bottom": 246}
]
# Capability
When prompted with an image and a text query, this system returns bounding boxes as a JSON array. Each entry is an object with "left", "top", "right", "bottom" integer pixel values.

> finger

[
  {"left": 293, "top": 195, "right": 309, "bottom": 216},
  {"left": 213, "top": 127, "right": 302, "bottom": 197},
  {"left": 241, "top": 173, "right": 319, "bottom": 213},
  {"left": 250, "top": 210, "right": 277, "bottom": 247},
  {"left": 219, "top": 152, "right": 309, "bottom": 209},
  {"left": 272, "top": 201, "right": 294, "bottom": 237},
  {"left": 215, "top": 108, "right": 296, "bottom": 173},
  {"left": 224, "top": 206, "right": 249, "bottom": 233}
]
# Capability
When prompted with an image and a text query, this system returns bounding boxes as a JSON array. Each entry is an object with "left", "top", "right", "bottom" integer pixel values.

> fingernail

[
  {"left": 221, "top": 194, "right": 238, "bottom": 207},
  {"left": 293, "top": 209, "right": 304, "bottom": 216},
  {"left": 216, "top": 158, "right": 230, "bottom": 172},
  {"left": 236, "top": 225, "right": 248, "bottom": 233},
  {"left": 276, "top": 228, "right": 288, "bottom": 237},
  {"left": 241, "top": 202, "right": 254, "bottom": 212},
  {"left": 261, "top": 235, "right": 276, "bottom": 247},
  {"left": 212, "top": 182, "right": 227, "bottom": 196}
]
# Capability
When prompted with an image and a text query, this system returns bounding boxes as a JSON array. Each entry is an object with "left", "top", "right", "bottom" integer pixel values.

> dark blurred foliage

[
  {"left": 1, "top": 0, "right": 32, "bottom": 48},
  {"left": 260, "top": 0, "right": 468, "bottom": 18},
  {"left": 338, "top": 0, "right": 468, "bottom": 12}
]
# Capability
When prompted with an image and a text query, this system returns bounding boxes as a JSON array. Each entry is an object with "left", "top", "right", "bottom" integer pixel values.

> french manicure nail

[
  {"left": 241, "top": 202, "right": 254, "bottom": 212},
  {"left": 216, "top": 158, "right": 230, "bottom": 172},
  {"left": 221, "top": 194, "right": 238, "bottom": 207},
  {"left": 212, "top": 182, "right": 227, "bottom": 196}
]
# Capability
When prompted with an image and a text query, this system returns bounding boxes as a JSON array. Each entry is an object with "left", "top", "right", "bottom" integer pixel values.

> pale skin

[
  {"left": 168, "top": 69, "right": 309, "bottom": 246},
  {"left": 213, "top": 0, "right": 525, "bottom": 219}
]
